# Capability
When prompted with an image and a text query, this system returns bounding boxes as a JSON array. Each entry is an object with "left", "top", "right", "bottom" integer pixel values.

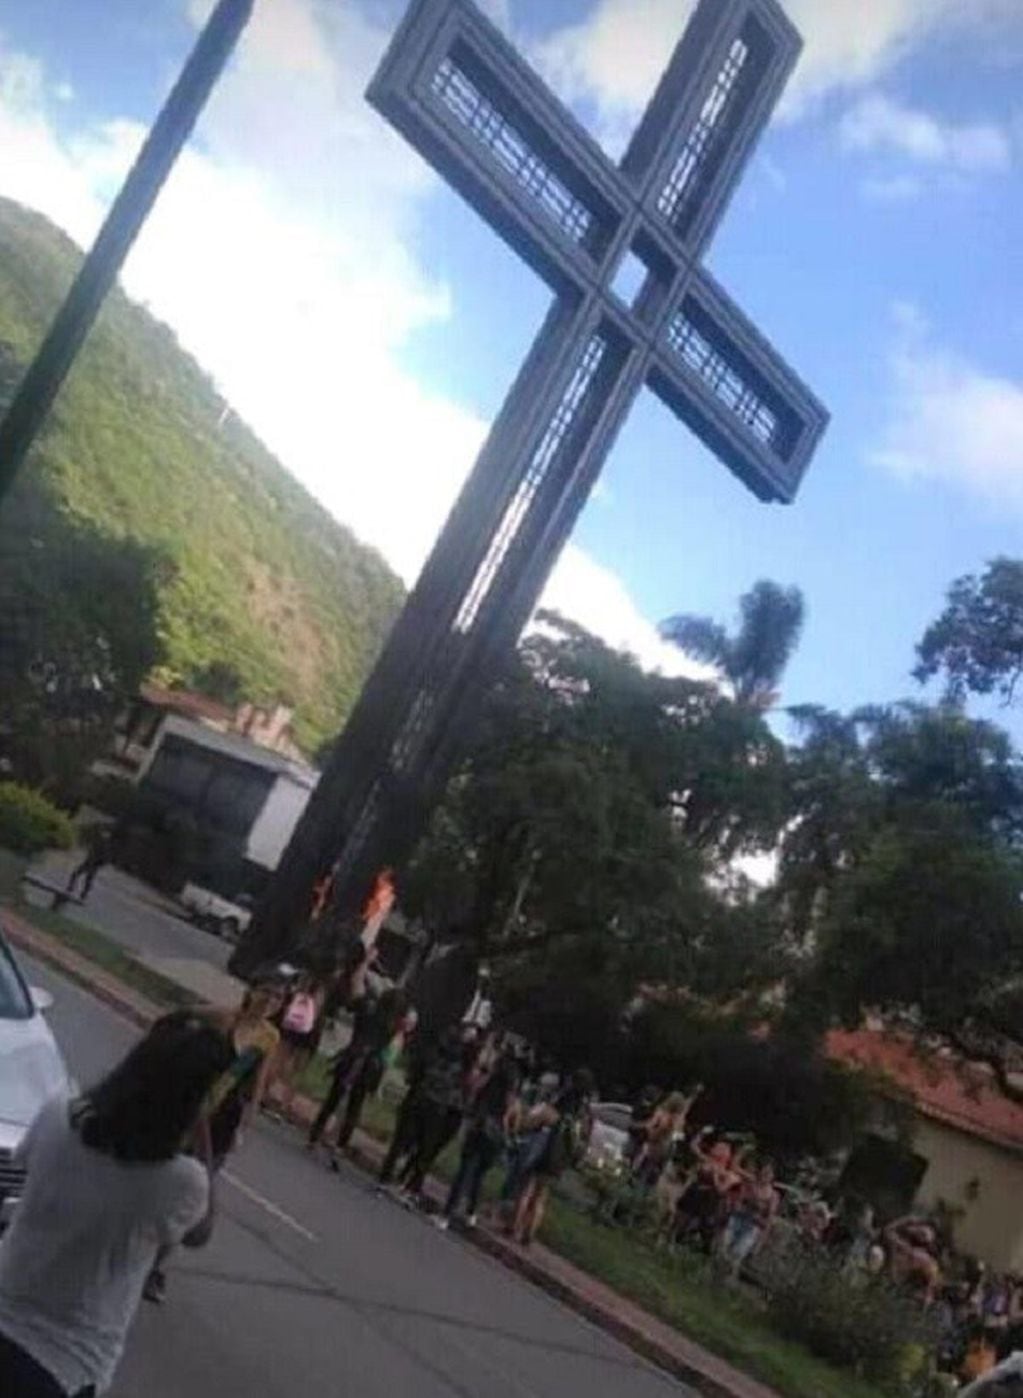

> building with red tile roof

[{"left": 827, "top": 1028, "right": 1023, "bottom": 1270}]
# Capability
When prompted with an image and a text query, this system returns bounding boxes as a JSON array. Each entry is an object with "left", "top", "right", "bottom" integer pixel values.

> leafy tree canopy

[
  {"left": 916, "top": 557, "right": 1023, "bottom": 706},
  {"left": 0, "top": 474, "right": 167, "bottom": 800},
  {"left": 661, "top": 578, "right": 804, "bottom": 709},
  {"left": 403, "top": 612, "right": 790, "bottom": 1008},
  {"left": 779, "top": 703, "right": 1023, "bottom": 1097}
]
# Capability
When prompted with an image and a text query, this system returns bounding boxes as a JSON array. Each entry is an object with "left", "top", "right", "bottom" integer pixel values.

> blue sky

[{"left": 1, "top": 0, "right": 1022, "bottom": 740}]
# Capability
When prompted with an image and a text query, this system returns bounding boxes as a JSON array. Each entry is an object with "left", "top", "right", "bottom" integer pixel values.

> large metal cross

[{"left": 233, "top": 0, "right": 828, "bottom": 973}]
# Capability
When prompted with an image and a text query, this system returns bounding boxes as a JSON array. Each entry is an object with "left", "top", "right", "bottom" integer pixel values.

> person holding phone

[{"left": 0, "top": 1012, "right": 231, "bottom": 1396}]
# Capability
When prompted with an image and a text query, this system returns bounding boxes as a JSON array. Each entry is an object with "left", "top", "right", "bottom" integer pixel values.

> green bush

[
  {"left": 765, "top": 1246, "right": 939, "bottom": 1393},
  {"left": 0, "top": 783, "right": 74, "bottom": 855}
]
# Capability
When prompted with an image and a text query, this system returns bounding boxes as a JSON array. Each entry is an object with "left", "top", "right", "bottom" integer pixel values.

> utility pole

[{"left": 0, "top": 0, "right": 254, "bottom": 504}]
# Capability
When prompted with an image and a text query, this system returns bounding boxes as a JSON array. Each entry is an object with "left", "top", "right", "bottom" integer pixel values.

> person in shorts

[{"left": 272, "top": 974, "right": 324, "bottom": 1119}]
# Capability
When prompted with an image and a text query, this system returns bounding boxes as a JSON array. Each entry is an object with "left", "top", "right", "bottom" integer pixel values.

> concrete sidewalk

[{"left": 1, "top": 908, "right": 780, "bottom": 1398}]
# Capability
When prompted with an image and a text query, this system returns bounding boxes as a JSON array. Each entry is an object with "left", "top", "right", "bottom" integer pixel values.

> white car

[
  {"left": 0, "top": 923, "right": 72, "bottom": 1222},
  {"left": 180, "top": 883, "right": 253, "bottom": 943},
  {"left": 586, "top": 1101, "right": 633, "bottom": 1170}
]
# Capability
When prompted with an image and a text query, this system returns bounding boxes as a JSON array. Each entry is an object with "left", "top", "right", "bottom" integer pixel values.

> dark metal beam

[{"left": 0, "top": 0, "right": 253, "bottom": 505}]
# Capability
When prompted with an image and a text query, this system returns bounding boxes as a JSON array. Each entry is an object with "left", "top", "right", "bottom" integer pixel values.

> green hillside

[{"left": 0, "top": 198, "right": 404, "bottom": 754}]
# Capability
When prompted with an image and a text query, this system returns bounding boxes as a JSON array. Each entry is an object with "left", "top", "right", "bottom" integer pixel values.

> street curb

[
  {"left": 466, "top": 1228, "right": 747, "bottom": 1398},
  {"left": 2, "top": 908, "right": 160, "bottom": 1032},
  {"left": 4, "top": 910, "right": 776, "bottom": 1398}
]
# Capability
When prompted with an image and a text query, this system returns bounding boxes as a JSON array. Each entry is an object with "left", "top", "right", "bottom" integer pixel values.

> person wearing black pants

[
  {"left": 379, "top": 1028, "right": 468, "bottom": 1202},
  {"left": 0, "top": 1330, "right": 94, "bottom": 1397},
  {"left": 378, "top": 1082, "right": 426, "bottom": 1184},
  {"left": 438, "top": 1054, "right": 520, "bottom": 1229},
  {"left": 399, "top": 1098, "right": 463, "bottom": 1199},
  {"left": 333, "top": 1051, "right": 384, "bottom": 1155},
  {"left": 309, "top": 989, "right": 407, "bottom": 1165},
  {"left": 307, "top": 1041, "right": 365, "bottom": 1148}
]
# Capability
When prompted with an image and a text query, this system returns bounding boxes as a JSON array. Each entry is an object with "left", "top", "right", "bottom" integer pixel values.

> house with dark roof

[{"left": 828, "top": 1028, "right": 1023, "bottom": 1271}]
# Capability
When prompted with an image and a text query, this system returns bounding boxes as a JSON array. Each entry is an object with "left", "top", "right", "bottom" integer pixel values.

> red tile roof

[
  {"left": 139, "top": 683, "right": 233, "bottom": 726},
  {"left": 827, "top": 1029, "right": 1023, "bottom": 1156}
]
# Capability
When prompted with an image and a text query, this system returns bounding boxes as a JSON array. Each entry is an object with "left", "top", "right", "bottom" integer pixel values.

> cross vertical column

[{"left": 237, "top": 290, "right": 641, "bottom": 965}]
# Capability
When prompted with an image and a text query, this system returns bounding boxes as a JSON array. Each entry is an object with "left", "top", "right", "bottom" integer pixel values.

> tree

[
  {"left": 777, "top": 706, "right": 876, "bottom": 952},
  {"left": 660, "top": 579, "right": 805, "bottom": 709},
  {"left": 916, "top": 557, "right": 1023, "bottom": 705},
  {"left": 780, "top": 703, "right": 1023, "bottom": 1099},
  {"left": 402, "top": 616, "right": 691, "bottom": 959},
  {"left": 0, "top": 477, "right": 168, "bottom": 801},
  {"left": 624, "top": 1000, "right": 882, "bottom": 1162},
  {"left": 190, "top": 659, "right": 246, "bottom": 707},
  {"left": 402, "top": 612, "right": 791, "bottom": 1018},
  {"left": 812, "top": 809, "right": 1023, "bottom": 1050}
]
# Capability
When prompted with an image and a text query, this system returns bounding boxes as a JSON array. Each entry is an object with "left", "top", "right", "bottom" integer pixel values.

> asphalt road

[
  {"left": 26, "top": 855, "right": 232, "bottom": 970},
  {"left": 17, "top": 952, "right": 691, "bottom": 1398}
]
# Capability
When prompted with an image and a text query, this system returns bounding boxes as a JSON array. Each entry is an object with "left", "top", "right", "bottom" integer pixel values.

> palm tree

[{"left": 660, "top": 580, "right": 805, "bottom": 710}]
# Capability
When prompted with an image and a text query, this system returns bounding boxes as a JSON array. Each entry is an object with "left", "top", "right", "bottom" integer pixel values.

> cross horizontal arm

[
  {"left": 647, "top": 267, "right": 828, "bottom": 503},
  {"left": 367, "top": 0, "right": 632, "bottom": 299}
]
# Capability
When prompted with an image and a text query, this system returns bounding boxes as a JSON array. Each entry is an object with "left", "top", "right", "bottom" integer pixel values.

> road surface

[
  {"left": 26, "top": 855, "right": 232, "bottom": 970},
  {"left": 18, "top": 953, "right": 691, "bottom": 1398}
]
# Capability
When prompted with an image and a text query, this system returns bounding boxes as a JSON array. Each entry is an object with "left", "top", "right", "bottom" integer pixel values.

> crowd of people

[
  {"left": 270, "top": 965, "right": 1023, "bottom": 1392},
  {"left": 597, "top": 1085, "right": 782, "bottom": 1275},
  {"left": 596, "top": 1084, "right": 1023, "bottom": 1393},
  {"left": 0, "top": 947, "right": 1020, "bottom": 1396},
  {"left": 286, "top": 955, "right": 596, "bottom": 1247}
]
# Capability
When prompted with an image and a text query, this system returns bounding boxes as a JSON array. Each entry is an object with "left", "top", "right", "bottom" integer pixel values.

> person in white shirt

[
  {"left": 962, "top": 1351, "right": 1023, "bottom": 1396},
  {"left": 0, "top": 1011, "right": 232, "bottom": 1396},
  {"left": 461, "top": 966, "right": 494, "bottom": 1033}
]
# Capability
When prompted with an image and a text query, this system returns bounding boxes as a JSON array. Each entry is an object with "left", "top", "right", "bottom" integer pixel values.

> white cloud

[
  {"left": 535, "top": 0, "right": 695, "bottom": 156},
  {"left": 873, "top": 308, "right": 1023, "bottom": 511},
  {"left": 760, "top": 155, "right": 788, "bottom": 193},
  {"left": 0, "top": 42, "right": 105, "bottom": 242},
  {"left": 860, "top": 173, "right": 925, "bottom": 202},
  {"left": 0, "top": 2, "right": 695, "bottom": 678},
  {"left": 533, "top": 0, "right": 1018, "bottom": 154},
  {"left": 840, "top": 93, "right": 1011, "bottom": 173},
  {"left": 780, "top": 0, "right": 1016, "bottom": 115},
  {"left": 542, "top": 546, "right": 714, "bottom": 680}
]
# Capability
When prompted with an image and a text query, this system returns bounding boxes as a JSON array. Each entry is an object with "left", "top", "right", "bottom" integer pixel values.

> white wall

[
  {"left": 245, "top": 775, "right": 313, "bottom": 870},
  {"left": 913, "top": 1116, "right": 1023, "bottom": 1271}
]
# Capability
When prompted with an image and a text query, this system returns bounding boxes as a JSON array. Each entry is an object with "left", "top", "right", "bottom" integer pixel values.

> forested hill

[{"left": 0, "top": 198, "right": 404, "bottom": 754}]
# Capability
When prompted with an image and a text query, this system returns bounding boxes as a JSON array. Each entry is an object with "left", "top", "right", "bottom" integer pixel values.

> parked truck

[{"left": 135, "top": 715, "right": 318, "bottom": 938}]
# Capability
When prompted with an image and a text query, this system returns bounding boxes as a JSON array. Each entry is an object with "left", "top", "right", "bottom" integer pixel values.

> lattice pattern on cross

[{"left": 238, "top": 0, "right": 829, "bottom": 967}]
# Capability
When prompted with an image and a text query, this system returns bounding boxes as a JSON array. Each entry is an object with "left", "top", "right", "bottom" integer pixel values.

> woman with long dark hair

[
  {"left": 0, "top": 1011, "right": 232, "bottom": 1397},
  {"left": 144, "top": 978, "right": 283, "bottom": 1304}
]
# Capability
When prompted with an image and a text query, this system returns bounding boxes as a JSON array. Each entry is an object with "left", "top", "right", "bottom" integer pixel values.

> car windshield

[
  {"left": 0, "top": 934, "right": 33, "bottom": 1020},
  {"left": 594, "top": 1105, "right": 631, "bottom": 1132}
]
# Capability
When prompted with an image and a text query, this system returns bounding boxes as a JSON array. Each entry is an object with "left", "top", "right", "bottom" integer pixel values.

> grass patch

[{"left": 541, "top": 1207, "right": 884, "bottom": 1398}]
